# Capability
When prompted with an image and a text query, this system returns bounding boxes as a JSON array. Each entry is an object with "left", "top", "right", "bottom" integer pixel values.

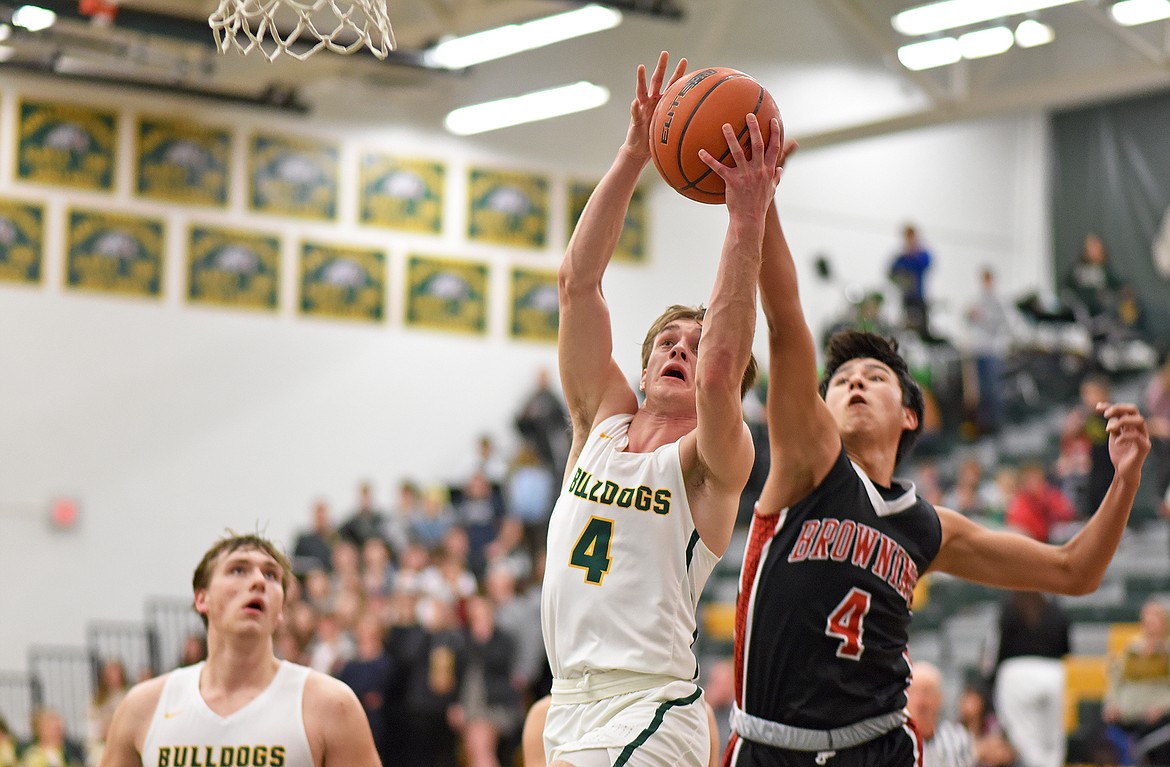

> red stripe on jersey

[{"left": 732, "top": 508, "right": 781, "bottom": 709}]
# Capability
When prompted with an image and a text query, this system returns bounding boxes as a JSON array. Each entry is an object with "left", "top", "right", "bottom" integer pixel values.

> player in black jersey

[{"left": 724, "top": 192, "right": 1152, "bottom": 767}]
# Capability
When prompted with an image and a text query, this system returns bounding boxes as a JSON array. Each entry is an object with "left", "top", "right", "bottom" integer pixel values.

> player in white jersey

[
  {"left": 100, "top": 533, "right": 380, "bottom": 767},
  {"left": 540, "top": 50, "right": 782, "bottom": 767}
]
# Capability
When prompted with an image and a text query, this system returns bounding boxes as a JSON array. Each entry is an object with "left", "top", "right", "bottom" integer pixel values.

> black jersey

[{"left": 733, "top": 446, "right": 942, "bottom": 731}]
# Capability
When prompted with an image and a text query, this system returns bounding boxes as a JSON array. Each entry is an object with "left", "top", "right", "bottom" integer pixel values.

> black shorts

[{"left": 723, "top": 722, "right": 921, "bottom": 767}]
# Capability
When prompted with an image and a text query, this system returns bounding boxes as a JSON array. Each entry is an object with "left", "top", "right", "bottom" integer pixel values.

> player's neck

[
  {"left": 843, "top": 439, "right": 896, "bottom": 487},
  {"left": 202, "top": 633, "right": 281, "bottom": 693},
  {"left": 627, "top": 405, "right": 695, "bottom": 452}
]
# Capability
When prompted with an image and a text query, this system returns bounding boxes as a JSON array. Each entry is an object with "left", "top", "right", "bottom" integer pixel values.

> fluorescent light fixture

[
  {"left": 897, "top": 37, "right": 962, "bottom": 70},
  {"left": 445, "top": 81, "right": 610, "bottom": 135},
  {"left": 426, "top": 4, "right": 622, "bottom": 69},
  {"left": 893, "top": 0, "right": 1082, "bottom": 36},
  {"left": 11, "top": 4, "right": 56, "bottom": 31},
  {"left": 1110, "top": 0, "right": 1170, "bottom": 25},
  {"left": 1014, "top": 18, "right": 1055, "bottom": 46},
  {"left": 959, "top": 26, "right": 1014, "bottom": 58}
]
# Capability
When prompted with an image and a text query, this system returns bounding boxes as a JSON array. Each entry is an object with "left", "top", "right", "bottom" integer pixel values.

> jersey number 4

[
  {"left": 569, "top": 516, "right": 613, "bottom": 585},
  {"left": 825, "top": 587, "right": 872, "bottom": 660}
]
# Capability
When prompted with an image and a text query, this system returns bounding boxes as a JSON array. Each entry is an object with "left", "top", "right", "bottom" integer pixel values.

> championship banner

[
  {"left": 299, "top": 241, "right": 386, "bottom": 322},
  {"left": 509, "top": 267, "right": 558, "bottom": 343},
  {"left": 248, "top": 133, "right": 339, "bottom": 220},
  {"left": 467, "top": 168, "right": 548, "bottom": 249},
  {"left": 360, "top": 153, "right": 444, "bottom": 234},
  {"left": 65, "top": 209, "right": 164, "bottom": 297},
  {"left": 405, "top": 254, "right": 488, "bottom": 335},
  {"left": 187, "top": 225, "right": 280, "bottom": 311},
  {"left": 568, "top": 180, "right": 648, "bottom": 263},
  {"left": 17, "top": 99, "right": 117, "bottom": 190},
  {"left": 0, "top": 199, "right": 45, "bottom": 285},
  {"left": 136, "top": 116, "right": 231, "bottom": 206}
]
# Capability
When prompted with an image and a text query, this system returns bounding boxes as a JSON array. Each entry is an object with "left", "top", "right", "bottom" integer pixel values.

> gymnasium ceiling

[{"left": 1, "top": 0, "right": 1169, "bottom": 163}]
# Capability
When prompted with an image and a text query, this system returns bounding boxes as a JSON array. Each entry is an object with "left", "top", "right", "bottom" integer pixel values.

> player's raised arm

[
  {"left": 684, "top": 114, "right": 780, "bottom": 551},
  {"left": 558, "top": 52, "right": 687, "bottom": 456},
  {"left": 932, "top": 402, "right": 1151, "bottom": 594},
  {"left": 756, "top": 175, "right": 841, "bottom": 513}
]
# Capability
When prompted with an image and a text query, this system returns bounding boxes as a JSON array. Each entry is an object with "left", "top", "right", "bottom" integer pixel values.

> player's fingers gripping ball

[{"left": 649, "top": 67, "right": 782, "bottom": 204}]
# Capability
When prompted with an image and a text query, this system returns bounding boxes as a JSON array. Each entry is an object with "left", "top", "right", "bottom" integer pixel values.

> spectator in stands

[
  {"left": 399, "top": 597, "right": 465, "bottom": 767},
  {"left": 1103, "top": 598, "right": 1170, "bottom": 766},
  {"left": 906, "top": 661, "right": 976, "bottom": 767},
  {"left": 411, "top": 485, "right": 456, "bottom": 552},
  {"left": 988, "top": 591, "right": 1070, "bottom": 767},
  {"left": 1060, "top": 374, "right": 1116, "bottom": 518},
  {"left": 956, "top": 680, "right": 1016, "bottom": 767},
  {"left": 336, "top": 613, "right": 396, "bottom": 767},
  {"left": 466, "top": 435, "right": 508, "bottom": 495},
  {"left": 454, "top": 471, "right": 506, "bottom": 581},
  {"left": 1062, "top": 233, "right": 1125, "bottom": 341},
  {"left": 965, "top": 267, "right": 1013, "bottom": 436},
  {"left": 292, "top": 498, "right": 337, "bottom": 573},
  {"left": 1145, "top": 356, "right": 1170, "bottom": 521},
  {"left": 504, "top": 444, "right": 556, "bottom": 563},
  {"left": 1005, "top": 460, "right": 1080, "bottom": 543},
  {"left": 359, "top": 538, "right": 395, "bottom": 598},
  {"left": 944, "top": 457, "right": 999, "bottom": 526},
  {"left": 416, "top": 527, "right": 478, "bottom": 610},
  {"left": 0, "top": 715, "right": 17, "bottom": 767},
  {"left": 86, "top": 658, "right": 129, "bottom": 766},
  {"left": 176, "top": 633, "right": 206, "bottom": 668},
  {"left": 888, "top": 222, "right": 935, "bottom": 341},
  {"left": 307, "top": 611, "right": 354, "bottom": 676},
  {"left": 383, "top": 480, "right": 423, "bottom": 559},
  {"left": 453, "top": 596, "right": 523, "bottom": 767},
  {"left": 329, "top": 539, "right": 362, "bottom": 598},
  {"left": 20, "top": 708, "right": 84, "bottom": 767},
  {"left": 514, "top": 368, "right": 570, "bottom": 476},
  {"left": 337, "top": 481, "right": 387, "bottom": 549},
  {"left": 483, "top": 562, "right": 545, "bottom": 705}
]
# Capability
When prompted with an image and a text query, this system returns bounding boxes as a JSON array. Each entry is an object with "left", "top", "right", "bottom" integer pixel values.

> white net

[{"left": 209, "top": 0, "right": 396, "bottom": 61}]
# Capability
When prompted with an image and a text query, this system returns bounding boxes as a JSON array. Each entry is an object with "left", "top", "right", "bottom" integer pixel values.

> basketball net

[{"left": 208, "top": 0, "right": 396, "bottom": 62}]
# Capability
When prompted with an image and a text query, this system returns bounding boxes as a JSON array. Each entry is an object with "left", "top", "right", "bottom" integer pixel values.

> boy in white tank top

[
  {"left": 99, "top": 533, "right": 380, "bottom": 767},
  {"left": 539, "top": 50, "right": 783, "bottom": 767}
]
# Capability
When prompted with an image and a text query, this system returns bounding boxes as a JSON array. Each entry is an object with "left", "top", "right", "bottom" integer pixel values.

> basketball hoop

[{"left": 208, "top": 0, "right": 396, "bottom": 62}]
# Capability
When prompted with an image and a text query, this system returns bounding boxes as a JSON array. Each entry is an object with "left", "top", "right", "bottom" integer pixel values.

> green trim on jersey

[{"left": 613, "top": 686, "right": 703, "bottom": 766}]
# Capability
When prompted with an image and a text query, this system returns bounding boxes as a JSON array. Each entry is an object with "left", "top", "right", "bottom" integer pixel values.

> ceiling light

[
  {"left": 959, "top": 26, "right": 1015, "bottom": 58},
  {"left": 445, "top": 81, "right": 610, "bottom": 135},
  {"left": 893, "top": 0, "right": 1082, "bottom": 36},
  {"left": 1014, "top": 18, "right": 1055, "bottom": 46},
  {"left": 426, "top": 4, "right": 622, "bottom": 70},
  {"left": 11, "top": 5, "right": 56, "bottom": 31},
  {"left": 1110, "top": 0, "right": 1170, "bottom": 25},
  {"left": 897, "top": 37, "right": 962, "bottom": 70}
]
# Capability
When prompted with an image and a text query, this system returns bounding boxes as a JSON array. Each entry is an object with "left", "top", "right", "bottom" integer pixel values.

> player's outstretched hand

[
  {"left": 698, "top": 113, "right": 782, "bottom": 217},
  {"left": 625, "top": 51, "right": 687, "bottom": 162},
  {"left": 1100, "top": 402, "right": 1151, "bottom": 481}
]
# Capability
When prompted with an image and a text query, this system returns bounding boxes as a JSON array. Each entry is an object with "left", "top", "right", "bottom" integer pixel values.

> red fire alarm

[{"left": 49, "top": 497, "right": 80, "bottom": 530}]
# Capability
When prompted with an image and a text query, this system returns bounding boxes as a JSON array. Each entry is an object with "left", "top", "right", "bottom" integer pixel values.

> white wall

[{"left": 0, "top": 71, "right": 1050, "bottom": 671}]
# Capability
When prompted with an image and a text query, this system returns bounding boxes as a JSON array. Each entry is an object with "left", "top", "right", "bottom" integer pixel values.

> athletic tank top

[
  {"left": 734, "top": 447, "right": 942, "bottom": 729},
  {"left": 141, "top": 661, "right": 314, "bottom": 767},
  {"left": 541, "top": 413, "right": 719, "bottom": 681}
]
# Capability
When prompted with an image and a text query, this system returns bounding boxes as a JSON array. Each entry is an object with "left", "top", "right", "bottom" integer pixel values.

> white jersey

[
  {"left": 141, "top": 661, "right": 314, "bottom": 767},
  {"left": 541, "top": 413, "right": 719, "bottom": 681}
]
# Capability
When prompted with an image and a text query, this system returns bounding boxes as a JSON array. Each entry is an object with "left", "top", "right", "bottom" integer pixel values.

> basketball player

[
  {"left": 724, "top": 197, "right": 1152, "bottom": 765},
  {"left": 540, "top": 51, "right": 782, "bottom": 767},
  {"left": 100, "top": 533, "right": 381, "bottom": 767}
]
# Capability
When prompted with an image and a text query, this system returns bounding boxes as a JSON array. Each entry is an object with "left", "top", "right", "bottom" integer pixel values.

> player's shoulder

[
  {"left": 115, "top": 673, "right": 169, "bottom": 721},
  {"left": 303, "top": 667, "right": 361, "bottom": 710}
]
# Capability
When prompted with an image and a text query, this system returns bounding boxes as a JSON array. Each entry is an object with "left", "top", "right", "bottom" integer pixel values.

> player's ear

[
  {"left": 193, "top": 588, "right": 209, "bottom": 618},
  {"left": 902, "top": 404, "right": 919, "bottom": 432},
  {"left": 639, "top": 370, "right": 647, "bottom": 392}
]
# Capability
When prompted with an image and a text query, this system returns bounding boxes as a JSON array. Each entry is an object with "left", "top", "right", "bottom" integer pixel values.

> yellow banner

[
  {"left": 18, "top": 99, "right": 117, "bottom": 190},
  {"left": 468, "top": 168, "right": 548, "bottom": 249},
  {"left": 0, "top": 199, "right": 45, "bottom": 285},
  {"left": 187, "top": 225, "right": 281, "bottom": 310},
  {"left": 509, "top": 267, "right": 558, "bottom": 343},
  {"left": 300, "top": 241, "right": 386, "bottom": 322},
  {"left": 360, "top": 154, "right": 445, "bottom": 234},
  {"left": 66, "top": 209, "right": 164, "bottom": 297},
  {"left": 136, "top": 116, "right": 231, "bottom": 206},
  {"left": 249, "top": 133, "right": 339, "bottom": 220},
  {"left": 405, "top": 255, "right": 488, "bottom": 335}
]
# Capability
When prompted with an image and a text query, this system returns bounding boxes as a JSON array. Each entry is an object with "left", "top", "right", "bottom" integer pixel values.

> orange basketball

[{"left": 649, "top": 67, "right": 782, "bottom": 204}]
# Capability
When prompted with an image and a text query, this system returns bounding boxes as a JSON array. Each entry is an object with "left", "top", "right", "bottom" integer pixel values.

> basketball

[{"left": 649, "top": 67, "right": 782, "bottom": 204}]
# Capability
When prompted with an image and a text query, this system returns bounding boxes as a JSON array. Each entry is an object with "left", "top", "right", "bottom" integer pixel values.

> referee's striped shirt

[{"left": 922, "top": 721, "right": 976, "bottom": 767}]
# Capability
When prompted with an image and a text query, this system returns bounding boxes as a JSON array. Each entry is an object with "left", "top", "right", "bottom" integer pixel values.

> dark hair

[
  {"left": 192, "top": 532, "right": 293, "bottom": 629},
  {"left": 640, "top": 304, "right": 759, "bottom": 399},
  {"left": 817, "top": 330, "right": 924, "bottom": 465}
]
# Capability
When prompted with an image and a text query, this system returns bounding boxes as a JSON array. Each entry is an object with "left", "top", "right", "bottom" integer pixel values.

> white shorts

[{"left": 544, "top": 679, "right": 709, "bottom": 767}]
